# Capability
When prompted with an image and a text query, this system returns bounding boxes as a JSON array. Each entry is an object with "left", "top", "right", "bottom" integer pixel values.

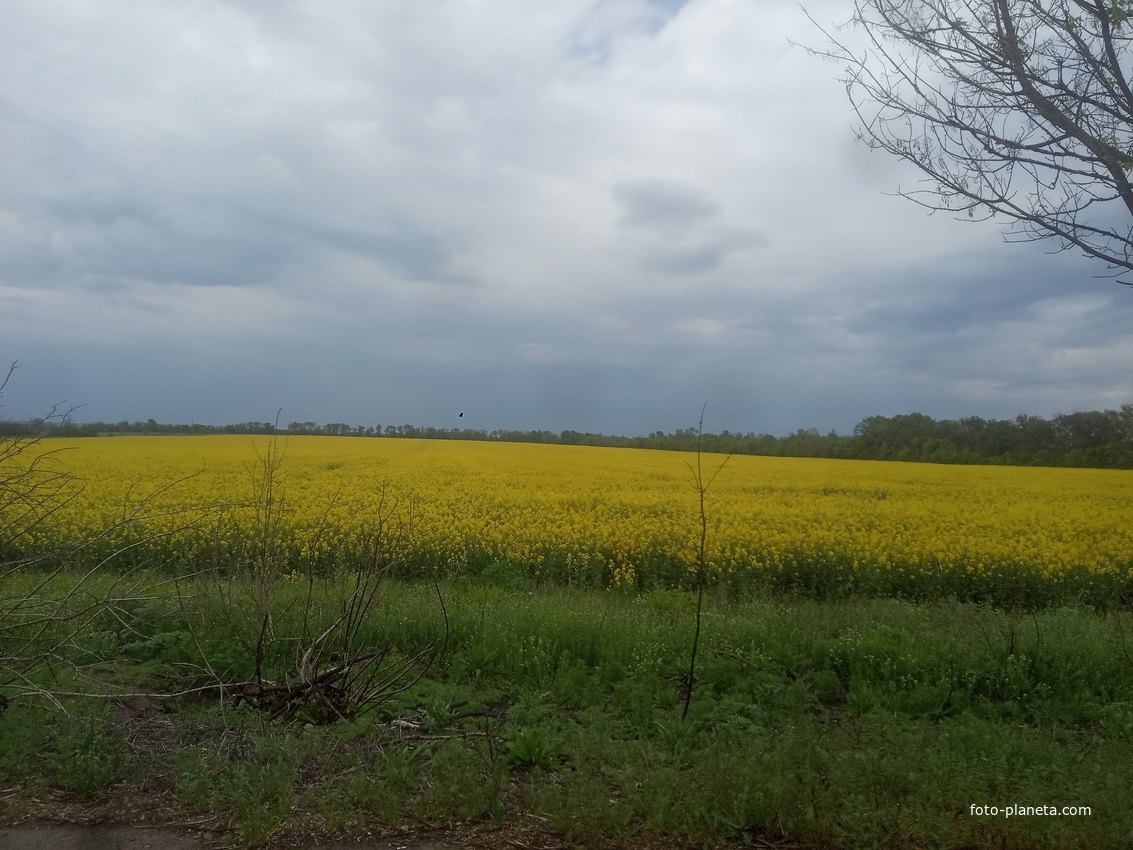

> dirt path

[
  {"left": 0, "top": 826, "right": 205, "bottom": 850},
  {"left": 0, "top": 826, "right": 467, "bottom": 850}
]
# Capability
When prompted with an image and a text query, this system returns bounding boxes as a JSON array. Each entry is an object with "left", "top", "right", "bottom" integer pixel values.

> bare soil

[{"left": 0, "top": 825, "right": 467, "bottom": 850}]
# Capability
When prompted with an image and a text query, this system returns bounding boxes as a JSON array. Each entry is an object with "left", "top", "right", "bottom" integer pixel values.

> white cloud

[{"left": 0, "top": 0, "right": 1130, "bottom": 434}]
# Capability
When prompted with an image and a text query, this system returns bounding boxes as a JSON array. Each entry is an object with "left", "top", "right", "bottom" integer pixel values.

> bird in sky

[{"left": 459, "top": 412, "right": 464, "bottom": 418}]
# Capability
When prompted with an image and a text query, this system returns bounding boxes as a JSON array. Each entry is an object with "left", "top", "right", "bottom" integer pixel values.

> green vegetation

[
  {"left": 1, "top": 577, "right": 1129, "bottom": 849},
  {"left": 0, "top": 389, "right": 1125, "bottom": 848}
]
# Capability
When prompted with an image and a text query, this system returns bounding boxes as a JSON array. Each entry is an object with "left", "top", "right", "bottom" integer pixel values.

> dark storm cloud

[
  {"left": 826, "top": 248, "right": 1133, "bottom": 420},
  {"left": 62, "top": 208, "right": 293, "bottom": 289},
  {"left": 612, "top": 178, "right": 765, "bottom": 275},
  {"left": 843, "top": 248, "right": 1129, "bottom": 363},
  {"left": 845, "top": 253, "right": 1090, "bottom": 339},
  {"left": 3, "top": 193, "right": 296, "bottom": 290},
  {"left": 6, "top": 172, "right": 464, "bottom": 291}
]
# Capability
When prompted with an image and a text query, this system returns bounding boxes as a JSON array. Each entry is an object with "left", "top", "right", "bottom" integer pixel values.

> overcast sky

[{"left": 2, "top": 0, "right": 1131, "bottom": 436}]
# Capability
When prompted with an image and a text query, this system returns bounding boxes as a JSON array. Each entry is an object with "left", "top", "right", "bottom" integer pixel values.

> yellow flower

[{"left": 7, "top": 435, "right": 1130, "bottom": 591}]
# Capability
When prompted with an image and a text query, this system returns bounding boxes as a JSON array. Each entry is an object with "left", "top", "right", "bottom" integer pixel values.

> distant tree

[
  {"left": 1012, "top": 413, "right": 1058, "bottom": 459},
  {"left": 1053, "top": 408, "right": 1125, "bottom": 453},
  {"left": 810, "top": 0, "right": 1133, "bottom": 281},
  {"left": 853, "top": 415, "right": 899, "bottom": 458},
  {"left": 781, "top": 427, "right": 824, "bottom": 457},
  {"left": 560, "top": 430, "right": 583, "bottom": 445}
]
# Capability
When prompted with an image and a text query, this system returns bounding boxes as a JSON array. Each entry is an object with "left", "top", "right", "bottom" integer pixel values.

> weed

[
  {"left": 377, "top": 739, "right": 419, "bottom": 781},
  {"left": 413, "top": 738, "right": 507, "bottom": 823},
  {"left": 0, "top": 702, "right": 49, "bottom": 787},
  {"left": 507, "top": 726, "right": 564, "bottom": 770},
  {"left": 8, "top": 580, "right": 1133, "bottom": 848},
  {"left": 52, "top": 707, "right": 125, "bottom": 797}
]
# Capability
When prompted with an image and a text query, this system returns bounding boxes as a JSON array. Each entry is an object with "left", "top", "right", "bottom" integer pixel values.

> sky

[{"left": 2, "top": 0, "right": 1132, "bottom": 437}]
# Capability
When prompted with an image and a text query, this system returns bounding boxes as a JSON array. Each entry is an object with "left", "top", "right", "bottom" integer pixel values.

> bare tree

[{"left": 806, "top": 0, "right": 1133, "bottom": 281}]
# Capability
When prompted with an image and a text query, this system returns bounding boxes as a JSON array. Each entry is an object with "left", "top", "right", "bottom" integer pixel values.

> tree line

[{"left": 4, "top": 407, "right": 1133, "bottom": 469}]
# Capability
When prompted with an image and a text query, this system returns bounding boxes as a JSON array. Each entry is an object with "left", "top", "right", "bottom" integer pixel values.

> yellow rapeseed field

[{"left": 9, "top": 435, "right": 1133, "bottom": 597}]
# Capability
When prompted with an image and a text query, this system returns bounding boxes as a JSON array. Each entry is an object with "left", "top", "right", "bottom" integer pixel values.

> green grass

[{"left": 2, "top": 575, "right": 1132, "bottom": 848}]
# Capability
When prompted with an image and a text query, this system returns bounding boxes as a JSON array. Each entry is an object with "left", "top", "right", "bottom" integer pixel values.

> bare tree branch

[{"left": 801, "top": 0, "right": 1133, "bottom": 282}]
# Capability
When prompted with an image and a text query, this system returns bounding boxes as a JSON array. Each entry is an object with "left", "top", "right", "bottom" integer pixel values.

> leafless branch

[{"left": 801, "top": 0, "right": 1133, "bottom": 282}]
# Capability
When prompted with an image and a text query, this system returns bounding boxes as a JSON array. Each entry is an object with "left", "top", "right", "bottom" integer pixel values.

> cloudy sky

[{"left": 2, "top": 0, "right": 1131, "bottom": 436}]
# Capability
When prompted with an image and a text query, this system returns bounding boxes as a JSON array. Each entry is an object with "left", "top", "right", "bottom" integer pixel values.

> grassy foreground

[{"left": 1, "top": 572, "right": 1130, "bottom": 849}]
